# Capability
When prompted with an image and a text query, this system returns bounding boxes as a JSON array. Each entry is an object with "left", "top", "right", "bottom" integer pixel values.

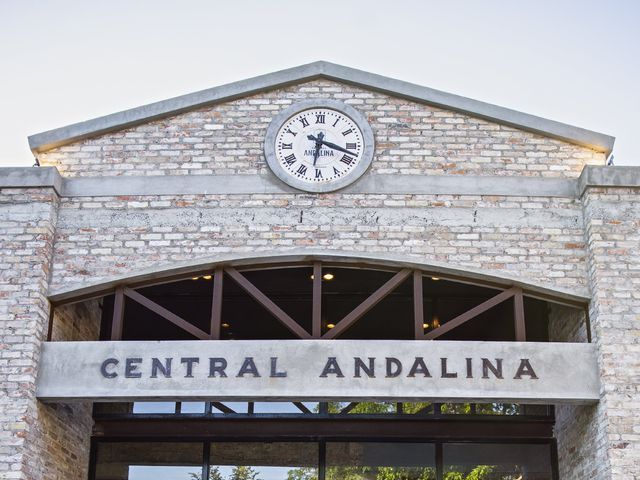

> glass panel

[
  {"left": 211, "top": 402, "right": 248, "bottom": 414},
  {"left": 132, "top": 402, "right": 176, "bottom": 414},
  {"left": 443, "top": 443, "right": 553, "bottom": 480},
  {"left": 441, "top": 403, "right": 473, "bottom": 414},
  {"left": 402, "top": 402, "right": 433, "bottom": 414},
  {"left": 94, "top": 442, "right": 202, "bottom": 480},
  {"left": 326, "top": 442, "right": 436, "bottom": 480},
  {"left": 475, "top": 403, "right": 521, "bottom": 415},
  {"left": 252, "top": 402, "right": 319, "bottom": 414},
  {"left": 180, "top": 402, "right": 206, "bottom": 414},
  {"left": 210, "top": 442, "right": 318, "bottom": 480}
]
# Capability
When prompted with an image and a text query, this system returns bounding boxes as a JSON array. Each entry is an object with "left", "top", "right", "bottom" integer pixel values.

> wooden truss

[{"left": 110, "top": 262, "right": 528, "bottom": 341}]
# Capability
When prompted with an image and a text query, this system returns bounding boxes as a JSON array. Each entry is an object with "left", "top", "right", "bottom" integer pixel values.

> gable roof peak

[{"left": 28, "top": 61, "right": 614, "bottom": 155}]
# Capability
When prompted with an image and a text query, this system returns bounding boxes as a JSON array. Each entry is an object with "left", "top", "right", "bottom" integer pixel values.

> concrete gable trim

[{"left": 28, "top": 61, "right": 614, "bottom": 155}]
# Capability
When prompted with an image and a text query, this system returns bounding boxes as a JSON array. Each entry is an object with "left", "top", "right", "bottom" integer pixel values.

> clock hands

[
  {"left": 312, "top": 132, "right": 323, "bottom": 166},
  {"left": 307, "top": 134, "right": 357, "bottom": 157}
]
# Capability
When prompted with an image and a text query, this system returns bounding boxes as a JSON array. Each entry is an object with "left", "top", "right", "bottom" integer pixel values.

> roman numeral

[
  {"left": 284, "top": 154, "right": 296, "bottom": 165},
  {"left": 340, "top": 155, "right": 355, "bottom": 166},
  {"left": 281, "top": 143, "right": 293, "bottom": 150},
  {"left": 300, "top": 117, "right": 310, "bottom": 128},
  {"left": 315, "top": 169, "right": 323, "bottom": 179},
  {"left": 342, "top": 128, "right": 353, "bottom": 136},
  {"left": 285, "top": 128, "right": 297, "bottom": 137},
  {"left": 332, "top": 118, "right": 340, "bottom": 127},
  {"left": 315, "top": 114, "right": 325, "bottom": 124},
  {"left": 346, "top": 143, "right": 357, "bottom": 151},
  {"left": 296, "top": 164, "right": 308, "bottom": 176}
]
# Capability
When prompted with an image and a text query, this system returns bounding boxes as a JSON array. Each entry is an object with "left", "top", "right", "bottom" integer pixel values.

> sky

[{"left": 1, "top": 0, "right": 638, "bottom": 167}]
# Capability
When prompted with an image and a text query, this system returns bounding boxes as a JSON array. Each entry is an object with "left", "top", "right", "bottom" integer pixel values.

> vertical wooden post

[
  {"left": 111, "top": 287, "right": 125, "bottom": 340},
  {"left": 514, "top": 288, "right": 526, "bottom": 341},
  {"left": 312, "top": 262, "right": 322, "bottom": 338},
  {"left": 210, "top": 268, "right": 224, "bottom": 339},
  {"left": 413, "top": 271, "right": 424, "bottom": 339}
]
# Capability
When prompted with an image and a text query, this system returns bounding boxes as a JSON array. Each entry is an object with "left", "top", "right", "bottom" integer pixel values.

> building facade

[{"left": 1, "top": 62, "right": 639, "bottom": 479}]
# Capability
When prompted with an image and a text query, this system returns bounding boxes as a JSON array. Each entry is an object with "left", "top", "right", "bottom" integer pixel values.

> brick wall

[
  {"left": 550, "top": 304, "right": 610, "bottom": 478},
  {"left": 583, "top": 187, "right": 640, "bottom": 479},
  {"left": 37, "top": 80, "right": 605, "bottom": 179},
  {"left": 0, "top": 188, "right": 101, "bottom": 480},
  {"left": 0, "top": 188, "right": 58, "bottom": 479},
  {"left": 49, "top": 193, "right": 588, "bottom": 294},
  {"left": 2, "top": 77, "right": 628, "bottom": 480}
]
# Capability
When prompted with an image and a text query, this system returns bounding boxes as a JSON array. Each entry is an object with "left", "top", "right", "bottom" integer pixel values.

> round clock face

[{"left": 265, "top": 99, "right": 374, "bottom": 192}]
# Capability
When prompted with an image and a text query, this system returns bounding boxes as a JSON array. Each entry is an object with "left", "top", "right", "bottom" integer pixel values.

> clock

[{"left": 264, "top": 99, "right": 374, "bottom": 192}]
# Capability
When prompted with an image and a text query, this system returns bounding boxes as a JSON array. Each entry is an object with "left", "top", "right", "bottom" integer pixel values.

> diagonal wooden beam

[
  {"left": 293, "top": 402, "right": 311, "bottom": 414},
  {"left": 210, "top": 268, "right": 224, "bottom": 339},
  {"left": 324, "top": 269, "right": 412, "bottom": 339},
  {"left": 225, "top": 267, "right": 312, "bottom": 339},
  {"left": 413, "top": 271, "right": 424, "bottom": 340},
  {"left": 123, "top": 287, "right": 209, "bottom": 340},
  {"left": 312, "top": 262, "right": 322, "bottom": 338},
  {"left": 513, "top": 287, "right": 526, "bottom": 341},
  {"left": 424, "top": 286, "right": 518, "bottom": 340},
  {"left": 339, "top": 402, "right": 359, "bottom": 414}
]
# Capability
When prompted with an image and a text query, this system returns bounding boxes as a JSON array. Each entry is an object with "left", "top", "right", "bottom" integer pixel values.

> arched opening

[{"left": 47, "top": 258, "right": 588, "bottom": 480}]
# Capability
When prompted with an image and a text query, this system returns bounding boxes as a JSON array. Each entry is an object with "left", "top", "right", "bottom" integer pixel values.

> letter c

[{"left": 100, "top": 358, "right": 119, "bottom": 378}]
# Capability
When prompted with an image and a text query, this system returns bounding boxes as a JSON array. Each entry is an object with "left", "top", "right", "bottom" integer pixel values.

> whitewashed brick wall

[{"left": 37, "top": 80, "right": 605, "bottom": 179}]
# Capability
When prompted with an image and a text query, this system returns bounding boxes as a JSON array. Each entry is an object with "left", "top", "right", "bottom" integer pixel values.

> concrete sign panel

[{"left": 36, "top": 340, "right": 600, "bottom": 403}]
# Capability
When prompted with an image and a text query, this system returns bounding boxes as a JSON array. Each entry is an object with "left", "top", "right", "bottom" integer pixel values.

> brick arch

[{"left": 48, "top": 250, "right": 589, "bottom": 308}]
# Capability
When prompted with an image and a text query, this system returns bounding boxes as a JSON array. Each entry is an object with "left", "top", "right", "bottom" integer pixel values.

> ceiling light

[
  {"left": 432, "top": 317, "right": 440, "bottom": 328},
  {"left": 423, "top": 323, "right": 430, "bottom": 329},
  {"left": 323, "top": 273, "right": 335, "bottom": 281},
  {"left": 191, "top": 277, "right": 199, "bottom": 281},
  {"left": 221, "top": 323, "right": 230, "bottom": 328},
  {"left": 326, "top": 323, "right": 335, "bottom": 329},
  {"left": 203, "top": 275, "right": 212, "bottom": 280},
  {"left": 431, "top": 276, "right": 440, "bottom": 281}
]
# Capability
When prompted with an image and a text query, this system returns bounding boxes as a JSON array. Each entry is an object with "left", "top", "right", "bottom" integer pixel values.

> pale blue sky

[{"left": 1, "top": 0, "right": 638, "bottom": 167}]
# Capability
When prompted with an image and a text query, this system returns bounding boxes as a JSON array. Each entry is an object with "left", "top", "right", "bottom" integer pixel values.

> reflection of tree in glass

[
  {"left": 190, "top": 466, "right": 261, "bottom": 480},
  {"left": 325, "top": 402, "right": 396, "bottom": 414},
  {"left": 231, "top": 466, "right": 261, "bottom": 480},
  {"left": 287, "top": 467, "right": 318, "bottom": 480},
  {"left": 443, "top": 465, "right": 495, "bottom": 479}
]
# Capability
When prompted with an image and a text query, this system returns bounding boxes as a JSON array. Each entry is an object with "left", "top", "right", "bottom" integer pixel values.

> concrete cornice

[
  {"left": 0, "top": 167, "right": 63, "bottom": 195},
  {"left": 28, "top": 61, "right": 615, "bottom": 155},
  {"left": 578, "top": 166, "right": 640, "bottom": 197},
  {"left": 2, "top": 166, "right": 639, "bottom": 198}
]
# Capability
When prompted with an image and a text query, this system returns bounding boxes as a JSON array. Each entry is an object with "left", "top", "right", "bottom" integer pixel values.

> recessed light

[
  {"left": 191, "top": 277, "right": 199, "bottom": 281},
  {"left": 323, "top": 273, "right": 335, "bottom": 281},
  {"left": 221, "top": 323, "right": 230, "bottom": 328},
  {"left": 422, "top": 323, "right": 430, "bottom": 329},
  {"left": 203, "top": 275, "right": 212, "bottom": 280},
  {"left": 326, "top": 323, "right": 335, "bottom": 329},
  {"left": 431, "top": 276, "right": 440, "bottom": 281}
]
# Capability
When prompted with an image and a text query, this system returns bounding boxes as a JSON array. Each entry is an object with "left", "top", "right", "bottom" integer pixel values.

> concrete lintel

[
  {"left": 0, "top": 167, "right": 63, "bottom": 195},
  {"left": 62, "top": 173, "right": 577, "bottom": 198},
  {"left": 578, "top": 166, "right": 640, "bottom": 197},
  {"left": 28, "top": 61, "right": 614, "bottom": 155},
  {"left": 48, "top": 249, "right": 590, "bottom": 307}
]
